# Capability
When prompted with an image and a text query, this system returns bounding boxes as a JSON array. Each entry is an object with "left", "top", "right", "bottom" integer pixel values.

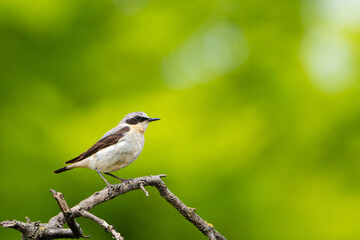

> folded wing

[{"left": 65, "top": 126, "right": 131, "bottom": 164}]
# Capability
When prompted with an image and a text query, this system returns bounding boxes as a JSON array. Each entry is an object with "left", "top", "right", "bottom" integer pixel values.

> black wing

[{"left": 65, "top": 126, "right": 130, "bottom": 164}]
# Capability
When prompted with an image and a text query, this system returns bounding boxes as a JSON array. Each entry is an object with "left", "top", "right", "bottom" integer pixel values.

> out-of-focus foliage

[{"left": 1, "top": 0, "right": 360, "bottom": 239}]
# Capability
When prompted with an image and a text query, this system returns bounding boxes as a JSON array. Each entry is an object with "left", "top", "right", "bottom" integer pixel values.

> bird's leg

[
  {"left": 96, "top": 170, "right": 112, "bottom": 188},
  {"left": 105, "top": 172, "right": 130, "bottom": 183}
]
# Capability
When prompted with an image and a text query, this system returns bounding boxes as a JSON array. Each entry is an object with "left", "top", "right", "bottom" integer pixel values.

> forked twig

[{"left": 1, "top": 174, "right": 226, "bottom": 240}]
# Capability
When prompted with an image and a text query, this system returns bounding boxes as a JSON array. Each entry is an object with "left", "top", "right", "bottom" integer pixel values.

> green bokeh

[{"left": 1, "top": 0, "right": 360, "bottom": 239}]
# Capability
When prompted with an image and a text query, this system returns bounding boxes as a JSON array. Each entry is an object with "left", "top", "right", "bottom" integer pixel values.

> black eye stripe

[
  {"left": 125, "top": 116, "right": 148, "bottom": 125},
  {"left": 138, "top": 117, "right": 148, "bottom": 122}
]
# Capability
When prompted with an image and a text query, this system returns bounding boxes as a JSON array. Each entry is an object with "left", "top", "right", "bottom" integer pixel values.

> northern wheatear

[{"left": 54, "top": 112, "right": 160, "bottom": 187}]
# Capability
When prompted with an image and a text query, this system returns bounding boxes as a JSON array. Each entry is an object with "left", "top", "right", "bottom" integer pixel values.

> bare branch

[
  {"left": 139, "top": 182, "right": 149, "bottom": 197},
  {"left": 1, "top": 219, "right": 78, "bottom": 239},
  {"left": 48, "top": 174, "right": 167, "bottom": 228},
  {"left": 208, "top": 232, "right": 217, "bottom": 240},
  {"left": 50, "top": 189, "right": 84, "bottom": 238},
  {"left": 150, "top": 178, "right": 226, "bottom": 240},
  {"left": 1, "top": 220, "right": 27, "bottom": 232},
  {"left": 2, "top": 174, "right": 226, "bottom": 240},
  {"left": 80, "top": 210, "right": 124, "bottom": 240}
]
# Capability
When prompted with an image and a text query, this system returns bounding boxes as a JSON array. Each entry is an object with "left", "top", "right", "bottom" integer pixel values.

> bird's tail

[
  {"left": 54, "top": 159, "right": 89, "bottom": 174},
  {"left": 54, "top": 166, "right": 72, "bottom": 174}
]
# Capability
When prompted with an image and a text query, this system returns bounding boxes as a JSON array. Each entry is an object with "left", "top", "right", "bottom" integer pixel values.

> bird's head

[{"left": 121, "top": 112, "right": 160, "bottom": 133}]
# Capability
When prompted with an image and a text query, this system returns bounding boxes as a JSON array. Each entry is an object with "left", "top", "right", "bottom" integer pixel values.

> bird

[{"left": 54, "top": 112, "right": 160, "bottom": 188}]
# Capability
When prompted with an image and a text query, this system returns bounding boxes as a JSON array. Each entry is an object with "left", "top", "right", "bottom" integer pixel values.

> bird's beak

[{"left": 148, "top": 118, "right": 160, "bottom": 122}]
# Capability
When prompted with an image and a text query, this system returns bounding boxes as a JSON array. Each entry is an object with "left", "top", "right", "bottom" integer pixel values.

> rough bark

[{"left": 1, "top": 174, "right": 226, "bottom": 240}]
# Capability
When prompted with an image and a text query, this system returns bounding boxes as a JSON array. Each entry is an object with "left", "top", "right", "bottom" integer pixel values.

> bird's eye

[{"left": 135, "top": 115, "right": 141, "bottom": 120}]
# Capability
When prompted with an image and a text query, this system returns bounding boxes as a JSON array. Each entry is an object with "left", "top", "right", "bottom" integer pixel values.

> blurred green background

[{"left": 1, "top": 0, "right": 360, "bottom": 239}]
